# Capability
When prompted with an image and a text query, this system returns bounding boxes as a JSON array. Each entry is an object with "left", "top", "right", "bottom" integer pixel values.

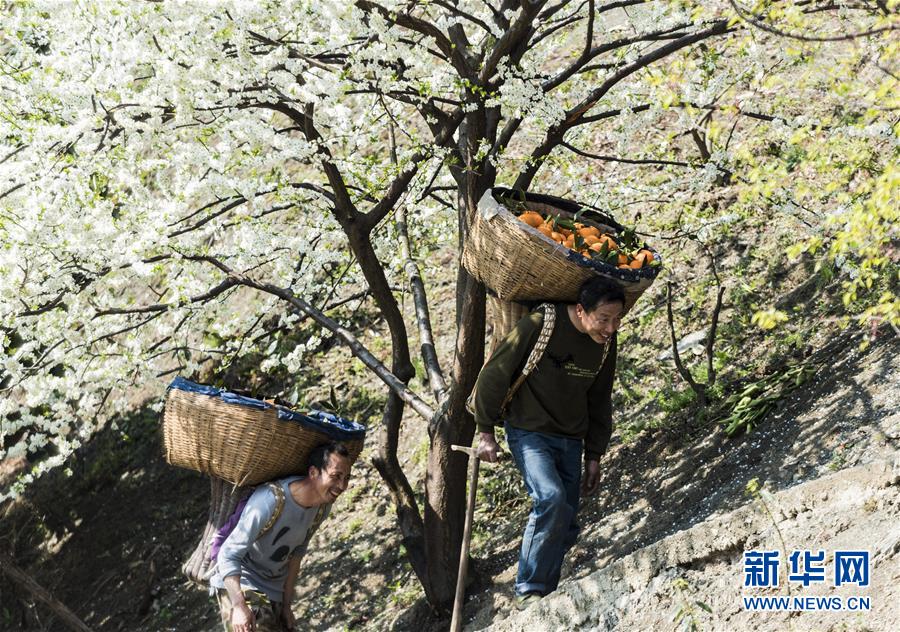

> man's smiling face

[
  {"left": 576, "top": 300, "right": 623, "bottom": 345},
  {"left": 311, "top": 453, "right": 351, "bottom": 504}
]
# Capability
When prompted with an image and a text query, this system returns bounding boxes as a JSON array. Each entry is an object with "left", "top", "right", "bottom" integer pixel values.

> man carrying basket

[
  {"left": 211, "top": 441, "right": 352, "bottom": 632},
  {"left": 473, "top": 276, "right": 624, "bottom": 610}
]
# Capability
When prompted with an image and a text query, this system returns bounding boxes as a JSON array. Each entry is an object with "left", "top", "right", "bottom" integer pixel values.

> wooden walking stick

[
  {"left": 451, "top": 444, "right": 501, "bottom": 632},
  {"left": 450, "top": 444, "right": 479, "bottom": 632}
]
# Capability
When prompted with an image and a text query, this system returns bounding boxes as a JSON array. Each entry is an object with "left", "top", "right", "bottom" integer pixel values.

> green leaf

[{"left": 574, "top": 234, "right": 585, "bottom": 250}]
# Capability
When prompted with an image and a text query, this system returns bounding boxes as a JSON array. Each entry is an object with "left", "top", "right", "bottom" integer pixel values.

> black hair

[
  {"left": 577, "top": 276, "right": 625, "bottom": 312},
  {"left": 307, "top": 441, "right": 350, "bottom": 473}
]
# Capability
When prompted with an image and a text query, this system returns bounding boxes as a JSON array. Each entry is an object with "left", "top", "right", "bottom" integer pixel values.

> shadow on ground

[{"left": 434, "top": 329, "right": 898, "bottom": 631}]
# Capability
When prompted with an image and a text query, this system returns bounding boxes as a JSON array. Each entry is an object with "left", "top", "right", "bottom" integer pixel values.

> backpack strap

[
  {"left": 498, "top": 302, "right": 556, "bottom": 414},
  {"left": 465, "top": 302, "right": 558, "bottom": 418},
  {"left": 303, "top": 504, "right": 328, "bottom": 546},
  {"left": 257, "top": 482, "right": 285, "bottom": 539}
]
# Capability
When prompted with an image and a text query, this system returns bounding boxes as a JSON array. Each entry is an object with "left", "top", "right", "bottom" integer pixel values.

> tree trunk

[
  {"left": 370, "top": 391, "right": 428, "bottom": 584},
  {"left": 0, "top": 550, "right": 93, "bottom": 632},
  {"left": 422, "top": 265, "right": 485, "bottom": 610}
]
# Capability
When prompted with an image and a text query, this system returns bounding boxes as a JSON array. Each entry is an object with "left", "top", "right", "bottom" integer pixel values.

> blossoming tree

[{"left": 1, "top": 0, "right": 895, "bottom": 609}]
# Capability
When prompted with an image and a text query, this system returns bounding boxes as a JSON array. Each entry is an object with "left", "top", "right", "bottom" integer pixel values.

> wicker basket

[
  {"left": 462, "top": 188, "right": 661, "bottom": 313},
  {"left": 163, "top": 377, "right": 366, "bottom": 487},
  {"left": 486, "top": 295, "right": 531, "bottom": 356}
]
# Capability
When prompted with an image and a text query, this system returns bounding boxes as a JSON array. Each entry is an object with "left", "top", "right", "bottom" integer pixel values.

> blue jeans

[{"left": 505, "top": 423, "right": 582, "bottom": 596}]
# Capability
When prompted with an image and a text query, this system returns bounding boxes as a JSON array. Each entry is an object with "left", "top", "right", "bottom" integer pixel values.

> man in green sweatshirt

[{"left": 474, "top": 276, "right": 624, "bottom": 609}]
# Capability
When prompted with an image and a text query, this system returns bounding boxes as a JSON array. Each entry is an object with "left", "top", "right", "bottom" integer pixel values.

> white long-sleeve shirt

[{"left": 211, "top": 476, "right": 329, "bottom": 601}]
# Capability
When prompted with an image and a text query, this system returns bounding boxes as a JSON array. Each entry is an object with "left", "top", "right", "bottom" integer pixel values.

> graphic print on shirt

[
  {"left": 268, "top": 524, "right": 292, "bottom": 564},
  {"left": 270, "top": 544, "right": 291, "bottom": 563},
  {"left": 271, "top": 526, "right": 290, "bottom": 545},
  {"left": 545, "top": 352, "right": 600, "bottom": 380},
  {"left": 546, "top": 352, "right": 574, "bottom": 369}
]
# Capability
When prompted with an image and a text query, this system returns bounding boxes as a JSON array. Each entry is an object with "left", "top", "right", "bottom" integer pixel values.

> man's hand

[
  {"left": 475, "top": 432, "right": 502, "bottom": 463},
  {"left": 581, "top": 459, "right": 601, "bottom": 496},
  {"left": 231, "top": 601, "right": 255, "bottom": 632},
  {"left": 281, "top": 602, "right": 296, "bottom": 631}
]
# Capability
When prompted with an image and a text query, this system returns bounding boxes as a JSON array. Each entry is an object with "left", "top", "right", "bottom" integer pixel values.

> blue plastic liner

[{"left": 167, "top": 377, "right": 366, "bottom": 441}]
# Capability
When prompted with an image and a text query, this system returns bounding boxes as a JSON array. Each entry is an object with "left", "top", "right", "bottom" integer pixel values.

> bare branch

[
  {"left": 194, "top": 256, "right": 436, "bottom": 420},
  {"left": 0, "top": 181, "right": 27, "bottom": 202},
  {"left": 396, "top": 203, "right": 447, "bottom": 399},
  {"left": 90, "top": 311, "right": 165, "bottom": 345},
  {"left": 666, "top": 281, "right": 703, "bottom": 396},
  {"left": 729, "top": 0, "right": 898, "bottom": 42},
  {"left": 561, "top": 141, "right": 692, "bottom": 167},
  {"left": 514, "top": 19, "right": 731, "bottom": 189},
  {"left": 91, "top": 276, "right": 239, "bottom": 316}
]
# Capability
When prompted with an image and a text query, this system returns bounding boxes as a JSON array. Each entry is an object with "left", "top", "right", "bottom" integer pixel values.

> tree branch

[
  {"left": 0, "top": 551, "right": 93, "bottom": 632},
  {"left": 561, "top": 141, "right": 692, "bottom": 167},
  {"left": 189, "top": 257, "right": 435, "bottom": 419},
  {"left": 667, "top": 281, "right": 703, "bottom": 397},
  {"left": 91, "top": 276, "right": 239, "bottom": 316},
  {"left": 514, "top": 19, "right": 731, "bottom": 189},
  {"left": 355, "top": 0, "right": 476, "bottom": 80},
  {"left": 729, "top": 0, "right": 898, "bottom": 42},
  {"left": 396, "top": 203, "right": 447, "bottom": 399}
]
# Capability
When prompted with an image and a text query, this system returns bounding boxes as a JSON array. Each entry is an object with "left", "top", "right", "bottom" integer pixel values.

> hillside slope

[
  {"left": 462, "top": 331, "right": 899, "bottom": 631},
  {"left": 1, "top": 325, "right": 896, "bottom": 632},
  {"left": 486, "top": 460, "right": 899, "bottom": 631}
]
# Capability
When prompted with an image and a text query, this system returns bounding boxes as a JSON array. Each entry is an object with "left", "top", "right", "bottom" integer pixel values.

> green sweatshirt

[{"left": 473, "top": 303, "right": 617, "bottom": 461}]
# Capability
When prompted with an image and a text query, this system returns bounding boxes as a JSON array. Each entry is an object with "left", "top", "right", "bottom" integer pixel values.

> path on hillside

[
  {"left": 455, "top": 331, "right": 898, "bottom": 631},
  {"left": 487, "top": 458, "right": 899, "bottom": 631}
]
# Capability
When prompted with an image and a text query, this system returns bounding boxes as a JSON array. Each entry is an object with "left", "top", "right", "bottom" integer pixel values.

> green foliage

[
  {"left": 751, "top": 308, "right": 789, "bottom": 331},
  {"left": 672, "top": 577, "right": 712, "bottom": 631},
  {"left": 658, "top": 385, "right": 698, "bottom": 414},
  {"left": 745, "top": 477, "right": 791, "bottom": 593},
  {"left": 411, "top": 436, "right": 429, "bottom": 467},
  {"left": 720, "top": 364, "right": 814, "bottom": 436}
]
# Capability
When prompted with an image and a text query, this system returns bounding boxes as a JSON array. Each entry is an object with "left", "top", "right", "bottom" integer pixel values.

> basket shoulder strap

[
  {"left": 257, "top": 482, "right": 285, "bottom": 539},
  {"left": 500, "top": 302, "right": 557, "bottom": 411},
  {"left": 522, "top": 302, "right": 555, "bottom": 377},
  {"left": 303, "top": 504, "right": 328, "bottom": 546}
]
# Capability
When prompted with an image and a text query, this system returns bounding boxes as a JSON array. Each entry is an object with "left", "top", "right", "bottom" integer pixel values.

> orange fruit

[
  {"left": 629, "top": 258, "right": 644, "bottom": 269},
  {"left": 588, "top": 242, "right": 604, "bottom": 252},
  {"left": 518, "top": 211, "right": 544, "bottom": 227},
  {"left": 583, "top": 235, "right": 600, "bottom": 246},
  {"left": 536, "top": 224, "right": 553, "bottom": 238},
  {"left": 638, "top": 249, "right": 654, "bottom": 263},
  {"left": 578, "top": 226, "right": 600, "bottom": 238},
  {"left": 558, "top": 228, "right": 573, "bottom": 238},
  {"left": 550, "top": 231, "right": 564, "bottom": 242},
  {"left": 599, "top": 234, "right": 619, "bottom": 250},
  {"left": 617, "top": 263, "right": 631, "bottom": 269},
  {"left": 617, "top": 253, "right": 628, "bottom": 265}
]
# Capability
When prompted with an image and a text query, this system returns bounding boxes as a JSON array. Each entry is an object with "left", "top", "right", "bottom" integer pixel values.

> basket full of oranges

[{"left": 461, "top": 187, "right": 662, "bottom": 314}]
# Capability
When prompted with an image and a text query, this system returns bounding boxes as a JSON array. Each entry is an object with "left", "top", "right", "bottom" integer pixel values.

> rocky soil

[
  {"left": 487, "top": 459, "right": 899, "bottom": 632},
  {"left": 458, "top": 329, "right": 899, "bottom": 631}
]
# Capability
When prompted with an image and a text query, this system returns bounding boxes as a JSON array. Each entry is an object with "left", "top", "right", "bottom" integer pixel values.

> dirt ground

[
  {"left": 1, "top": 324, "right": 897, "bottom": 631},
  {"left": 455, "top": 327, "right": 900, "bottom": 631}
]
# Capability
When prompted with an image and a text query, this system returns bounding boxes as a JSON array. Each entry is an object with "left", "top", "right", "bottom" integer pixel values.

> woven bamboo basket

[
  {"left": 163, "top": 377, "right": 366, "bottom": 487},
  {"left": 486, "top": 295, "right": 531, "bottom": 356},
  {"left": 462, "top": 187, "right": 662, "bottom": 313}
]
